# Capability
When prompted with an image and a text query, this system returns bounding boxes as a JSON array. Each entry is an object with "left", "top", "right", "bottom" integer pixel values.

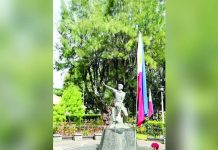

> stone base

[
  {"left": 53, "top": 134, "right": 62, "bottom": 142},
  {"left": 94, "top": 133, "right": 102, "bottom": 140},
  {"left": 99, "top": 128, "right": 136, "bottom": 150},
  {"left": 73, "top": 133, "right": 83, "bottom": 141},
  {"left": 108, "top": 122, "right": 130, "bottom": 129}
]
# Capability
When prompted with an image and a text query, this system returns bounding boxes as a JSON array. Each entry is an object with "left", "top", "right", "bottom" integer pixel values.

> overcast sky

[{"left": 53, "top": 0, "right": 66, "bottom": 89}]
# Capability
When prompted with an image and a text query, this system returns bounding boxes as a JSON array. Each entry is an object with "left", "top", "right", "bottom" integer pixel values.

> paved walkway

[{"left": 53, "top": 138, "right": 165, "bottom": 150}]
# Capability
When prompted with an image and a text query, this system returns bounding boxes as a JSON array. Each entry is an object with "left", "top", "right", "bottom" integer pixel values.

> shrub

[
  {"left": 136, "top": 134, "right": 147, "bottom": 140},
  {"left": 83, "top": 114, "right": 101, "bottom": 120},
  {"left": 136, "top": 126, "right": 146, "bottom": 134},
  {"left": 53, "top": 104, "right": 66, "bottom": 133},
  {"left": 53, "top": 84, "right": 85, "bottom": 133},
  {"left": 61, "top": 84, "right": 85, "bottom": 125},
  {"left": 126, "top": 117, "right": 135, "bottom": 124},
  {"left": 145, "top": 120, "right": 164, "bottom": 137},
  {"left": 69, "top": 114, "right": 102, "bottom": 124},
  {"left": 135, "top": 120, "right": 165, "bottom": 138},
  {"left": 82, "top": 130, "right": 90, "bottom": 136}
]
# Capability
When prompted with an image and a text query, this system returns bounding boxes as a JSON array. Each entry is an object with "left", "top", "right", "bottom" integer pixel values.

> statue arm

[{"left": 103, "top": 82, "right": 117, "bottom": 92}]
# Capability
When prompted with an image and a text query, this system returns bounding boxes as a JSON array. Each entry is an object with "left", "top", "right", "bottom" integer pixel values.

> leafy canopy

[
  {"left": 55, "top": 0, "right": 165, "bottom": 114},
  {"left": 53, "top": 84, "right": 85, "bottom": 125}
]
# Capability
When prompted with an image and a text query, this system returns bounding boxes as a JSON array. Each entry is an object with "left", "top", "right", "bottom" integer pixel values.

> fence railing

[{"left": 54, "top": 123, "right": 105, "bottom": 136}]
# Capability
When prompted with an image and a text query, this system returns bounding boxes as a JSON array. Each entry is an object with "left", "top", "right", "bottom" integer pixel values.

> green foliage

[
  {"left": 136, "top": 126, "right": 146, "bottom": 134},
  {"left": 82, "top": 130, "right": 90, "bottom": 136},
  {"left": 55, "top": 0, "right": 165, "bottom": 114},
  {"left": 145, "top": 120, "right": 164, "bottom": 137},
  {"left": 126, "top": 117, "right": 136, "bottom": 125},
  {"left": 61, "top": 84, "right": 85, "bottom": 124},
  {"left": 136, "top": 133, "right": 147, "bottom": 141},
  {"left": 83, "top": 114, "right": 101, "bottom": 121},
  {"left": 136, "top": 120, "right": 164, "bottom": 138},
  {"left": 53, "top": 84, "right": 85, "bottom": 131},
  {"left": 53, "top": 104, "right": 66, "bottom": 132},
  {"left": 90, "top": 119, "right": 104, "bottom": 125},
  {"left": 69, "top": 114, "right": 102, "bottom": 125},
  {"left": 53, "top": 88, "right": 64, "bottom": 96},
  {"left": 53, "top": 122, "right": 77, "bottom": 135},
  {"left": 83, "top": 114, "right": 101, "bottom": 117}
]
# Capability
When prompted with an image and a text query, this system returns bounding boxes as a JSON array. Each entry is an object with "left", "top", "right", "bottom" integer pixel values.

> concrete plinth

[
  {"left": 99, "top": 128, "right": 136, "bottom": 150},
  {"left": 94, "top": 133, "right": 102, "bottom": 140},
  {"left": 73, "top": 133, "right": 83, "bottom": 141},
  {"left": 53, "top": 134, "right": 62, "bottom": 142}
]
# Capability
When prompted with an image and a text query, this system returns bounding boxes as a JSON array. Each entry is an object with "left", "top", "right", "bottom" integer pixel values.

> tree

[
  {"left": 53, "top": 100, "right": 66, "bottom": 133},
  {"left": 53, "top": 88, "right": 64, "bottom": 97},
  {"left": 61, "top": 84, "right": 85, "bottom": 123},
  {"left": 53, "top": 104, "right": 66, "bottom": 124},
  {"left": 55, "top": 0, "right": 165, "bottom": 115}
]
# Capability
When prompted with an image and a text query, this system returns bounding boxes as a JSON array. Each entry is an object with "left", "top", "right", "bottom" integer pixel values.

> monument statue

[
  {"left": 103, "top": 82, "right": 129, "bottom": 128},
  {"left": 99, "top": 82, "right": 136, "bottom": 150}
]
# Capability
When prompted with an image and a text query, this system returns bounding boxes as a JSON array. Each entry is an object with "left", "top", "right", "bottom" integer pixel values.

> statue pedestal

[{"left": 99, "top": 128, "right": 137, "bottom": 150}]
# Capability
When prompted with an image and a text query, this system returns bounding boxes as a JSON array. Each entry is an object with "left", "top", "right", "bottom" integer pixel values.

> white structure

[{"left": 53, "top": 94, "right": 61, "bottom": 105}]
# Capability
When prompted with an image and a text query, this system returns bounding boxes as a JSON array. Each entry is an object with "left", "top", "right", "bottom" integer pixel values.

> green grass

[{"left": 136, "top": 133, "right": 147, "bottom": 140}]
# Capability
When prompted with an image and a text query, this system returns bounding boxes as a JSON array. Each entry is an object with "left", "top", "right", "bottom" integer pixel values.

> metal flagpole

[
  {"left": 159, "top": 66, "right": 165, "bottom": 124},
  {"left": 135, "top": 34, "right": 139, "bottom": 150},
  {"left": 160, "top": 86, "right": 165, "bottom": 124},
  {"left": 135, "top": 31, "right": 141, "bottom": 149}
]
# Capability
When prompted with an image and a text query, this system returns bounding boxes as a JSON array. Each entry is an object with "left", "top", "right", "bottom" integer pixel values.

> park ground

[{"left": 53, "top": 138, "right": 165, "bottom": 150}]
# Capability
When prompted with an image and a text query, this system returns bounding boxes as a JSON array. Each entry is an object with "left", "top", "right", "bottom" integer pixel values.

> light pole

[
  {"left": 83, "top": 81, "right": 86, "bottom": 110},
  {"left": 159, "top": 67, "right": 165, "bottom": 124},
  {"left": 160, "top": 85, "right": 165, "bottom": 124},
  {"left": 83, "top": 81, "right": 85, "bottom": 104}
]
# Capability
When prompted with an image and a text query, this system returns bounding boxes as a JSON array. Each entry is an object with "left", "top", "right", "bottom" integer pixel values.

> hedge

[
  {"left": 136, "top": 120, "right": 165, "bottom": 138},
  {"left": 68, "top": 114, "right": 102, "bottom": 123}
]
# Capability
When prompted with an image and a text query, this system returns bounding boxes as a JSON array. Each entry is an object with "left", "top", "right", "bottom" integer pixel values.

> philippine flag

[
  {"left": 148, "top": 88, "right": 154, "bottom": 118},
  {"left": 137, "top": 33, "right": 148, "bottom": 126}
]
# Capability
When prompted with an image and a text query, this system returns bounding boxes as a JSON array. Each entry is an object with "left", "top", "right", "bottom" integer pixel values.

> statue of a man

[{"left": 103, "top": 82, "right": 128, "bottom": 125}]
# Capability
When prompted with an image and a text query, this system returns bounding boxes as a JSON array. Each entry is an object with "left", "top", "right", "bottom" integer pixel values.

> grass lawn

[{"left": 136, "top": 133, "right": 147, "bottom": 140}]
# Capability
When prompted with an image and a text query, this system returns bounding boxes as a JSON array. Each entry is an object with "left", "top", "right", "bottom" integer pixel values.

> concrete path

[{"left": 53, "top": 138, "right": 165, "bottom": 150}]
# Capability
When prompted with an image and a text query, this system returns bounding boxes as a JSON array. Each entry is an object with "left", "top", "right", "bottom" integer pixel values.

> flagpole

[
  {"left": 136, "top": 32, "right": 141, "bottom": 127},
  {"left": 159, "top": 67, "right": 165, "bottom": 124},
  {"left": 135, "top": 65, "right": 138, "bottom": 150},
  {"left": 160, "top": 85, "right": 165, "bottom": 124},
  {"left": 135, "top": 32, "right": 140, "bottom": 150},
  {"left": 136, "top": 76, "right": 138, "bottom": 127},
  {"left": 137, "top": 0, "right": 141, "bottom": 128},
  {"left": 136, "top": 65, "right": 138, "bottom": 127}
]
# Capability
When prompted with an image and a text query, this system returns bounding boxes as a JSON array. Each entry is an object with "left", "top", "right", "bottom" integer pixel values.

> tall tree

[
  {"left": 55, "top": 0, "right": 165, "bottom": 115},
  {"left": 61, "top": 84, "right": 85, "bottom": 123}
]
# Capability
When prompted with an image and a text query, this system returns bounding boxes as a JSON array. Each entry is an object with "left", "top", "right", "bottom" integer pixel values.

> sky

[{"left": 53, "top": 0, "right": 66, "bottom": 89}]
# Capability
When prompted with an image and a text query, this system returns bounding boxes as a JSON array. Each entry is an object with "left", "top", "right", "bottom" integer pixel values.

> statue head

[{"left": 118, "top": 84, "right": 123, "bottom": 90}]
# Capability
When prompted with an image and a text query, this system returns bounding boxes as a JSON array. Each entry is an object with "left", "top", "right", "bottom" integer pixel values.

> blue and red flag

[{"left": 137, "top": 33, "right": 148, "bottom": 126}]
